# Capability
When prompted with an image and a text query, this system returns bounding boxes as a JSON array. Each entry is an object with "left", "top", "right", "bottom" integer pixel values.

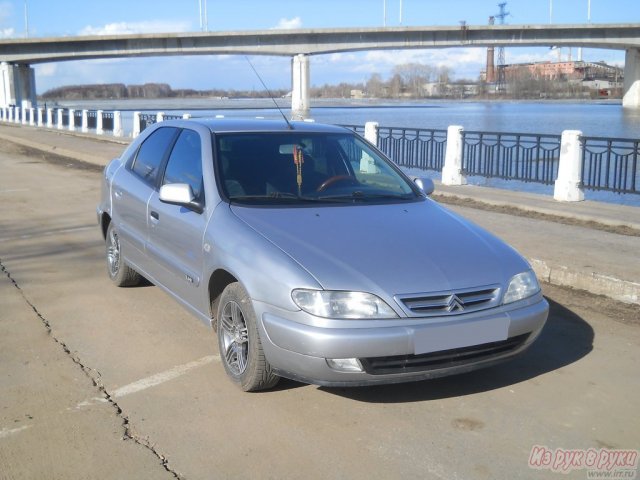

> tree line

[
  {"left": 40, "top": 61, "right": 617, "bottom": 101},
  {"left": 312, "top": 63, "right": 458, "bottom": 98}
]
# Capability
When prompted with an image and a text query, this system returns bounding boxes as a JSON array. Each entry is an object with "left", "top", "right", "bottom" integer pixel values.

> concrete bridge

[{"left": 1, "top": 23, "right": 640, "bottom": 115}]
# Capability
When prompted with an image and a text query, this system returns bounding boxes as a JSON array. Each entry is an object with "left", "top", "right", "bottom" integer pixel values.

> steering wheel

[{"left": 316, "top": 175, "right": 359, "bottom": 192}]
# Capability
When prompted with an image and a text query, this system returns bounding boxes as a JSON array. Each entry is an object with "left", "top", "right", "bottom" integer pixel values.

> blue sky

[{"left": 0, "top": 0, "right": 637, "bottom": 92}]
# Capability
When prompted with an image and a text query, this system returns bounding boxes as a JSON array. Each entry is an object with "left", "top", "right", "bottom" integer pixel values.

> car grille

[
  {"left": 360, "top": 334, "right": 529, "bottom": 375},
  {"left": 396, "top": 286, "right": 500, "bottom": 317}
]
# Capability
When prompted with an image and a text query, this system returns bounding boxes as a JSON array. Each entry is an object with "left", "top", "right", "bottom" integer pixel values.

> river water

[
  {"left": 57, "top": 98, "right": 640, "bottom": 205},
  {"left": 56, "top": 98, "right": 640, "bottom": 138}
]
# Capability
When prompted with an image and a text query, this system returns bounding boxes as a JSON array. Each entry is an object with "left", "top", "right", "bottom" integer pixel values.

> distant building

[
  {"left": 503, "top": 60, "right": 623, "bottom": 82},
  {"left": 422, "top": 82, "right": 479, "bottom": 98}
]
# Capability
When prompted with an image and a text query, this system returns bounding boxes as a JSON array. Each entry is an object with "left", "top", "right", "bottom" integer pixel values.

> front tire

[
  {"left": 105, "top": 222, "right": 142, "bottom": 287},
  {"left": 216, "top": 283, "right": 279, "bottom": 391}
]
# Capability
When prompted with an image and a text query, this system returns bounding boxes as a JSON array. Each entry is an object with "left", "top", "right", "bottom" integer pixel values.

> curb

[
  {"left": 529, "top": 258, "right": 640, "bottom": 305},
  {"left": 434, "top": 190, "right": 640, "bottom": 232}
]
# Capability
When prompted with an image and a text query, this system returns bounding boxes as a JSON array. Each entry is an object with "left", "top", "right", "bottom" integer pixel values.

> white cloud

[
  {"left": 36, "top": 63, "right": 58, "bottom": 77},
  {"left": 0, "top": 27, "right": 14, "bottom": 38},
  {"left": 272, "top": 17, "right": 302, "bottom": 30},
  {"left": 78, "top": 20, "right": 191, "bottom": 36},
  {"left": 314, "top": 48, "right": 488, "bottom": 80}
]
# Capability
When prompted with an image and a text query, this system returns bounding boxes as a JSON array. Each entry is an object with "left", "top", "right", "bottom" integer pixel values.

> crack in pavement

[{"left": 0, "top": 258, "right": 183, "bottom": 479}]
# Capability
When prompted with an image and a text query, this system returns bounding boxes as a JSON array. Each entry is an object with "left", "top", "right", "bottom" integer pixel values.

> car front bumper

[{"left": 256, "top": 294, "right": 549, "bottom": 387}]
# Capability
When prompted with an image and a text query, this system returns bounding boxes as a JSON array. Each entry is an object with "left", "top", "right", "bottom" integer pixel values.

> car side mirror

[
  {"left": 159, "top": 183, "right": 204, "bottom": 213},
  {"left": 413, "top": 177, "right": 435, "bottom": 196}
]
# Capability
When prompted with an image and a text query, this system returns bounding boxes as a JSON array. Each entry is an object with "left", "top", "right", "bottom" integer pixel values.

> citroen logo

[{"left": 446, "top": 294, "right": 464, "bottom": 312}]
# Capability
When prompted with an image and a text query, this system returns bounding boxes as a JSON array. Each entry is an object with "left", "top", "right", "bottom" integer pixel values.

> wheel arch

[
  {"left": 208, "top": 268, "right": 238, "bottom": 328},
  {"left": 100, "top": 212, "right": 112, "bottom": 240}
]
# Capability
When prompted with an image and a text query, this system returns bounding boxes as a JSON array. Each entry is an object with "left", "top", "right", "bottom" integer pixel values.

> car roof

[{"left": 159, "top": 118, "right": 351, "bottom": 134}]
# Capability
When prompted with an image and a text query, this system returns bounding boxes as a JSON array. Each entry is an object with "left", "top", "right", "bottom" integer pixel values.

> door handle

[{"left": 150, "top": 211, "right": 159, "bottom": 221}]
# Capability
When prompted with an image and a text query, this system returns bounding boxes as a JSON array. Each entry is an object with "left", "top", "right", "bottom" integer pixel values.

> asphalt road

[{"left": 0, "top": 142, "right": 638, "bottom": 480}]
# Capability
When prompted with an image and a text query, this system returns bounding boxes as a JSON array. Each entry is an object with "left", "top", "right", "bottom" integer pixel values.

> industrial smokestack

[{"left": 486, "top": 16, "right": 496, "bottom": 83}]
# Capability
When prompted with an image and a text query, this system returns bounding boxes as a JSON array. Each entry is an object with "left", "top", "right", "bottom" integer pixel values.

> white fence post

[
  {"left": 8, "top": 107, "right": 14, "bottom": 122},
  {"left": 68, "top": 108, "right": 75, "bottom": 131},
  {"left": 441, "top": 125, "right": 467, "bottom": 186},
  {"left": 554, "top": 130, "right": 585, "bottom": 202},
  {"left": 81, "top": 109, "right": 89, "bottom": 133},
  {"left": 132, "top": 111, "right": 141, "bottom": 138},
  {"left": 29, "top": 108, "right": 35, "bottom": 126},
  {"left": 364, "top": 121, "right": 379, "bottom": 145},
  {"left": 57, "top": 109, "right": 63, "bottom": 129},
  {"left": 156, "top": 112, "right": 165, "bottom": 123},
  {"left": 96, "top": 110, "right": 104, "bottom": 135},
  {"left": 46, "top": 108, "right": 54, "bottom": 128},
  {"left": 113, "top": 111, "right": 123, "bottom": 137},
  {"left": 37, "top": 107, "right": 44, "bottom": 126},
  {"left": 182, "top": 113, "right": 191, "bottom": 119},
  {"left": 21, "top": 107, "right": 27, "bottom": 125}
]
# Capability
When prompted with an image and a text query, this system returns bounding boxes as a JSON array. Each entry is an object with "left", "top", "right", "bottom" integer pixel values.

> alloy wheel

[{"left": 220, "top": 301, "right": 249, "bottom": 376}]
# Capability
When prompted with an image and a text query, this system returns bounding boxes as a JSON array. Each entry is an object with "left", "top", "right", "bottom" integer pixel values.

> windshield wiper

[
  {"left": 317, "top": 191, "right": 416, "bottom": 201},
  {"left": 229, "top": 193, "right": 321, "bottom": 203}
]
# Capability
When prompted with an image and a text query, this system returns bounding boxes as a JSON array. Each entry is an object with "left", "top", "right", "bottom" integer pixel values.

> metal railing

[
  {"left": 462, "top": 131, "right": 561, "bottom": 185},
  {"left": 59, "top": 109, "right": 69, "bottom": 127},
  {"left": 380, "top": 127, "right": 448, "bottom": 171},
  {"left": 582, "top": 136, "right": 639, "bottom": 194},
  {"left": 344, "top": 124, "right": 638, "bottom": 195},
  {"left": 3, "top": 108, "right": 638, "bottom": 196},
  {"left": 342, "top": 124, "right": 365, "bottom": 136},
  {"left": 73, "top": 109, "right": 83, "bottom": 127},
  {"left": 102, "top": 112, "right": 114, "bottom": 131},
  {"left": 138, "top": 113, "right": 157, "bottom": 132},
  {"left": 341, "top": 125, "right": 448, "bottom": 171},
  {"left": 163, "top": 114, "right": 184, "bottom": 121},
  {"left": 87, "top": 110, "right": 98, "bottom": 129}
]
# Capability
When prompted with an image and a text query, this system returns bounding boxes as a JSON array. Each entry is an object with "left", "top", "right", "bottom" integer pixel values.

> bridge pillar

[
  {"left": 0, "top": 62, "right": 37, "bottom": 110},
  {"left": 291, "top": 54, "right": 310, "bottom": 120},
  {"left": 623, "top": 49, "right": 640, "bottom": 109}
]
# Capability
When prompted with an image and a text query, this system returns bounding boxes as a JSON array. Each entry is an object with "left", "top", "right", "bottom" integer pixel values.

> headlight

[
  {"left": 503, "top": 271, "right": 540, "bottom": 304},
  {"left": 292, "top": 289, "right": 398, "bottom": 319}
]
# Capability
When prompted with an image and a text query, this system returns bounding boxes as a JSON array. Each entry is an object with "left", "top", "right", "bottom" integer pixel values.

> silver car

[{"left": 97, "top": 119, "right": 548, "bottom": 391}]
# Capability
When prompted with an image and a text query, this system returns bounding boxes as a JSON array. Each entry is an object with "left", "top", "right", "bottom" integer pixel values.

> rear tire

[
  {"left": 216, "top": 282, "right": 279, "bottom": 391},
  {"left": 105, "top": 222, "right": 142, "bottom": 287}
]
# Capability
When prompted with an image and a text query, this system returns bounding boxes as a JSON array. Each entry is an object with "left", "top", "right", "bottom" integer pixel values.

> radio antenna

[{"left": 245, "top": 56, "right": 293, "bottom": 130}]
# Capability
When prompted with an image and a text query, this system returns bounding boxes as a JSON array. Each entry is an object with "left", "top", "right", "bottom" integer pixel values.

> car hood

[{"left": 230, "top": 199, "right": 529, "bottom": 301}]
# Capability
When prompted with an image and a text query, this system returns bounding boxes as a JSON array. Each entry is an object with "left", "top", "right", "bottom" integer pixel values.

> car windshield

[{"left": 215, "top": 131, "right": 421, "bottom": 205}]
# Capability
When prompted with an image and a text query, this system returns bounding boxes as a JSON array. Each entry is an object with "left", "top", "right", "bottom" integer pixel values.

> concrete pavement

[
  {"left": 1, "top": 141, "right": 639, "bottom": 479},
  {"left": 0, "top": 122, "right": 638, "bottom": 305}
]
